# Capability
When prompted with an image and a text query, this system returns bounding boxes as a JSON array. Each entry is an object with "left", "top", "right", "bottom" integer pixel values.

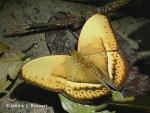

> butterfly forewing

[{"left": 78, "top": 14, "right": 128, "bottom": 90}]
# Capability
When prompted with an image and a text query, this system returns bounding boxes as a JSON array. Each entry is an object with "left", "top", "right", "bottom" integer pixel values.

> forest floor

[{"left": 0, "top": 0, "right": 150, "bottom": 113}]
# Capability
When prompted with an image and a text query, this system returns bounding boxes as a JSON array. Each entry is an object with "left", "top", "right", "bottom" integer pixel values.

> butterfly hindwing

[{"left": 21, "top": 55, "right": 110, "bottom": 102}]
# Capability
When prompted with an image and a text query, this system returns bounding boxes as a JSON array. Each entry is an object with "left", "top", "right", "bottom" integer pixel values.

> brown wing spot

[
  {"left": 67, "top": 88, "right": 71, "bottom": 92},
  {"left": 63, "top": 81, "right": 110, "bottom": 101}
]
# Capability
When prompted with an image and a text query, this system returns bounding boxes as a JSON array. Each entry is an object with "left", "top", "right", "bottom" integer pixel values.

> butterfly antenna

[
  {"left": 97, "top": 70, "right": 119, "bottom": 90},
  {"left": 70, "top": 50, "right": 118, "bottom": 91}
]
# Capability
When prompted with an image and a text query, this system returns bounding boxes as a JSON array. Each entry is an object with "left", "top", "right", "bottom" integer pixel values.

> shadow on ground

[
  {"left": 10, "top": 82, "right": 68, "bottom": 113},
  {"left": 122, "top": 0, "right": 150, "bottom": 18},
  {"left": 128, "top": 22, "right": 150, "bottom": 75}
]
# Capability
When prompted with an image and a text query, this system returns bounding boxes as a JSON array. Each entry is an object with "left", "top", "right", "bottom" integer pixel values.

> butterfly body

[{"left": 21, "top": 14, "right": 128, "bottom": 102}]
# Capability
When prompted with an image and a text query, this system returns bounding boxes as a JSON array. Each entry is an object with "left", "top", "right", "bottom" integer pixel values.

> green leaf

[
  {"left": 111, "top": 91, "right": 135, "bottom": 102},
  {"left": 59, "top": 94, "right": 114, "bottom": 113},
  {"left": 59, "top": 90, "right": 150, "bottom": 113},
  {"left": 109, "top": 95, "right": 150, "bottom": 112}
]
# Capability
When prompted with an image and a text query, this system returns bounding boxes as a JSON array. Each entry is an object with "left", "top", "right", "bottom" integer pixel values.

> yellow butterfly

[{"left": 20, "top": 14, "right": 128, "bottom": 102}]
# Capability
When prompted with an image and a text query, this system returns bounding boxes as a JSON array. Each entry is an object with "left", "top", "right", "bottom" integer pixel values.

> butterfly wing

[
  {"left": 77, "top": 14, "right": 128, "bottom": 89},
  {"left": 21, "top": 55, "right": 110, "bottom": 102}
]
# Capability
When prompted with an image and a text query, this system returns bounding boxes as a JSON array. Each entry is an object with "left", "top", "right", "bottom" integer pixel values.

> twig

[
  {"left": 3, "top": 17, "right": 85, "bottom": 37},
  {"left": 62, "top": 0, "right": 111, "bottom": 6},
  {"left": 97, "top": 0, "right": 132, "bottom": 13},
  {"left": 68, "top": 29, "right": 79, "bottom": 40},
  {"left": 63, "top": 0, "right": 131, "bottom": 13},
  {"left": 21, "top": 42, "right": 38, "bottom": 53}
]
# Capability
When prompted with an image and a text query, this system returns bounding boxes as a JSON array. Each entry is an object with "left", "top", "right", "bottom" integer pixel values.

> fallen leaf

[{"left": 0, "top": 41, "right": 25, "bottom": 93}]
